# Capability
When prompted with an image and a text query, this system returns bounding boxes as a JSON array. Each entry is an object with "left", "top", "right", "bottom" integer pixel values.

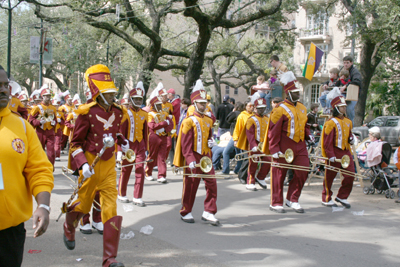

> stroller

[{"left": 363, "top": 142, "right": 398, "bottom": 198}]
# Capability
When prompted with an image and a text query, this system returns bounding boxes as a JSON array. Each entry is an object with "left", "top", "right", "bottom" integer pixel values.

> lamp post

[{"left": 7, "top": 0, "right": 12, "bottom": 78}]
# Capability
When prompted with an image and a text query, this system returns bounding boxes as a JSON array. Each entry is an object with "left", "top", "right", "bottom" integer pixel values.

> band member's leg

[
  {"left": 46, "top": 133, "right": 56, "bottom": 166},
  {"left": 118, "top": 161, "right": 133, "bottom": 197},
  {"left": 180, "top": 171, "right": 200, "bottom": 216},
  {"left": 286, "top": 155, "right": 309, "bottom": 203},
  {"left": 145, "top": 134, "right": 161, "bottom": 177},
  {"left": 322, "top": 164, "right": 338, "bottom": 203},
  {"left": 92, "top": 192, "right": 102, "bottom": 223},
  {"left": 247, "top": 155, "right": 258, "bottom": 185},
  {"left": 61, "top": 134, "right": 69, "bottom": 150},
  {"left": 257, "top": 161, "right": 271, "bottom": 180},
  {"left": 165, "top": 136, "right": 172, "bottom": 160},
  {"left": 156, "top": 136, "right": 168, "bottom": 179},
  {"left": 133, "top": 145, "right": 146, "bottom": 199},
  {"left": 36, "top": 130, "right": 46, "bottom": 149},
  {"left": 203, "top": 170, "right": 217, "bottom": 214},
  {"left": 270, "top": 157, "right": 288, "bottom": 206},
  {"left": 337, "top": 156, "right": 355, "bottom": 200},
  {"left": 55, "top": 129, "right": 62, "bottom": 158}
]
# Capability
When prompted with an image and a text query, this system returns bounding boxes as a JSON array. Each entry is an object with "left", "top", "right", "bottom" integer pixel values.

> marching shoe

[
  {"left": 92, "top": 221, "right": 104, "bottom": 234},
  {"left": 335, "top": 197, "right": 351, "bottom": 208},
  {"left": 117, "top": 195, "right": 129, "bottom": 203},
  {"left": 269, "top": 205, "right": 286, "bottom": 213},
  {"left": 246, "top": 184, "right": 257, "bottom": 191},
  {"left": 132, "top": 198, "right": 146, "bottom": 207},
  {"left": 145, "top": 175, "right": 155, "bottom": 181},
  {"left": 255, "top": 177, "right": 267, "bottom": 189},
  {"left": 79, "top": 223, "right": 92, "bottom": 234},
  {"left": 285, "top": 200, "right": 292, "bottom": 207},
  {"left": 289, "top": 202, "right": 305, "bottom": 213},
  {"left": 181, "top": 213, "right": 195, "bottom": 223},
  {"left": 55, "top": 157, "right": 61, "bottom": 161},
  {"left": 201, "top": 211, "right": 220, "bottom": 226},
  {"left": 322, "top": 200, "right": 338, "bottom": 207},
  {"left": 157, "top": 177, "right": 167, "bottom": 183}
]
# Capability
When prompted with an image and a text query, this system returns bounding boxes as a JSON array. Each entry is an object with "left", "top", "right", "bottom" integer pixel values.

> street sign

[{"left": 30, "top": 36, "right": 53, "bottom": 64}]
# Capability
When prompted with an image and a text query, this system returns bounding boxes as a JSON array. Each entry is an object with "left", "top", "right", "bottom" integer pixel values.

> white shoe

[
  {"left": 335, "top": 197, "right": 351, "bottom": 208},
  {"left": 269, "top": 205, "right": 286, "bottom": 213},
  {"left": 145, "top": 175, "right": 155, "bottom": 181},
  {"left": 285, "top": 199, "right": 292, "bottom": 207},
  {"left": 181, "top": 213, "right": 194, "bottom": 223},
  {"left": 55, "top": 157, "right": 60, "bottom": 161},
  {"left": 132, "top": 198, "right": 146, "bottom": 207},
  {"left": 246, "top": 184, "right": 257, "bottom": 191},
  {"left": 255, "top": 177, "right": 267, "bottom": 189},
  {"left": 322, "top": 200, "right": 337, "bottom": 207},
  {"left": 201, "top": 211, "right": 220, "bottom": 226},
  {"left": 157, "top": 177, "right": 167, "bottom": 183},
  {"left": 287, "top": 201, "right": 305, "bottom": 213},
  {"left": 118, "top": 195, "right": 129, "bottom": 203},
  {"left": 92, "top": 221, "right": 104, "bottom": 234},
  {"left": 79, "top": 223, "right": 92, "bottom": 234}
]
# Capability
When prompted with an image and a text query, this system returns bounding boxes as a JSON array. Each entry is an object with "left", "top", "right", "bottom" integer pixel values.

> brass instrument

[
  {"left": 251, "top": 148, "right": 312, "bottom": 172},
  {"left": 71, "top": 112, "right": 78, "bottom": 125},
  {"left": 310, "top": 155, "right": 350, "bottom": 169},
  {"left": 153, "top": 112, "right": 166, "bottom": 123},
  {"left": 173, "top": 156, "right": 232, "bottom": 179},
  {"left": 122, "top": 149, "right": 136, "bottom": 163},
  {"left": 234, "top": 142, "right": 264, "bottom": 161},
  {"left": 309, "top": 154, "right": 363, "bottom": 179},
  {"left": 118, "top": 159, "right": 154, "bottom": 169},
  {"left": 39, "top": 109, "right": 55, "bottom": 122},
  {"left": 213, "top": 120, "right": 220, "bottom": 132}
]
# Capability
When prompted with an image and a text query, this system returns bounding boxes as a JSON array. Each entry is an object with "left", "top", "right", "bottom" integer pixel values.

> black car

[{"left": 352, "top": 116, "right": 400, "bottom": 146}]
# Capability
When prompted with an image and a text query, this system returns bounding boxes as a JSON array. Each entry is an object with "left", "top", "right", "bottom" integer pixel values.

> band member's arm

[
  {"left": 29, "top": 106, "right": 41, "bottom": 128},
  {"left": 246, "top": 121, "right": 257, "bottom": 150},
  {"left": 268, "top": 109, "right": 284, "bottom": 154},
  {"left": 322, "top": 122, "right": 336, "bottom": 159},
  {"left": 180, "top": 120, "right": 196, "bottom": 164},
  {"left": 118, "top": 115, "right": 130, "bottom": 151},
  {"left": 64, "top": 113, "right": 74, "bottom": 129},
  {"left": 232, "top": 114, "right": 245, "bottom": 142},
  {"left": 304, "top": 123, "right": 311, "bottom": 140},
  {"left": 143, "top": 116, "right": 149, "bottom": 146},
  {"left": 206, "top": 106, "right": 216, "bottom": 123},
  {"left": 17, "top": 105, "right": 29, "bottom": 120},
  {"left": 70, "top": 113, "right": 91, "bottom": 169},
  {"left": 148, "top": 114, "right": 170, "bottom": 131}
]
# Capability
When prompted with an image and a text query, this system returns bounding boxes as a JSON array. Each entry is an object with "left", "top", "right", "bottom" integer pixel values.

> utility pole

[
  {"left": 106, "top": 39, "right": 110, "bottom": 66},
  {"left": 7, "top": 0, "right": 12, "bottom": 78},
  {"left": 39, "top": 18, "right": 43, "bottom": 87}
]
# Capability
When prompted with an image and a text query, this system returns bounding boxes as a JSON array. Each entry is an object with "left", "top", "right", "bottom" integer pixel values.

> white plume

[{"left": 279, "top": 71, "right": 296, "bottom": 86}]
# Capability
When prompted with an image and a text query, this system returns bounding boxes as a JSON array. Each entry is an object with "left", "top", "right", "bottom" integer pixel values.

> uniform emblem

[
  {"left": 346, "top": 123, "right": 350, "bottom": 128},
  {"left": 137, "top": 89, "right": 142, "bottom": 96},
  {"left": 206, "top": 122, "right": 210, "bottom": 128},
  {"left": 163, "top": 107, "right": 169, "bottom": 112},
  {"left": 294, "top": 81, "right": 300, "bottom": 89},
  {"left": 139, "top": 115, "right": 145, "bottom": 120},
  {"left": 12, "top": 138, "right": 25, "bottom": 154},
  {"left": 11, "top": 103, "right": 15, "bottom": 107},
  {"left": 200, "top": 90, "right": 206, "bottom": 99},
  {"left": 340, "top": 97, "right": 346, "bottom": 104},
  {"left": 301, "top": 109, "right": 305, "bottom": 113},
  {"left": 257, "top": 99, "right": 263, "bottom": 105},
  {"left": 96, "top": 113, "right": 116, "bottom": 130}
]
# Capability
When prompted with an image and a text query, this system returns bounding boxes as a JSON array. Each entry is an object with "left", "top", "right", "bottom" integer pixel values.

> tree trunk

[
  {"left": 354, "top": 40, "right": 382, "bottom": 126},
  {"left": 207, "top": 60, "right": 222, "bottom": 106}
]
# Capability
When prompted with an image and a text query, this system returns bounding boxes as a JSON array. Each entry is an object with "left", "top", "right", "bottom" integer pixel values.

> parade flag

[{"left": 302, "top": 43, "right": 324, "bottom": 81}]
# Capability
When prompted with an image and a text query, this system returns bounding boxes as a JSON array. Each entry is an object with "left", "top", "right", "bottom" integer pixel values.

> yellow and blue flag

[{"left": 302, "top": 43, "right": 324, "bottom": 81}]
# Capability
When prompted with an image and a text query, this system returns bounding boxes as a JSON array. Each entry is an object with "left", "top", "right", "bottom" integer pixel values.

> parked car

[{"left": 352, "top": 116, "right": 400, "bottom": 146}]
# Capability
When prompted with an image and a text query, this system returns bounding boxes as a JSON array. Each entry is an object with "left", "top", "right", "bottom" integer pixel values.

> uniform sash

[
  {"left": 331, "top": 118, "right": 343, "bottom": 149},
  {"left": 127, "top": 109, "right": 135, "bottom": 142},
  {"left": 280, "top": 103, "right": 295, "bottom": 140},
  {"left": 251, "top": 116, "right": 261, "bottom": 142},
  {"left": 189, "top": 116, "right": 202, "bottom": 154}
]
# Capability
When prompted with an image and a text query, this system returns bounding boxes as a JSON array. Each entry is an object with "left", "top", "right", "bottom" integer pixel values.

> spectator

[
  {"left": 207, "top": 94, "right": 215, "bottom": 115},
  {"left": 271, "top": 97, "right": 283, "bottom": 109},
  {"left": 216, "top": 95, "right": 234, "bottom": 136},
  {"left": 251, "top": 75, "right": 272, "bottom": 111},
  {"left": 177, "top": 98, "right": 191, "bottom": 134},
  {"left": 229, "top": 97, "right": 235, "bottom": 105},
  {"left": 0, "top": 69, "right": 54, "bottom": 267},
  {"left": 269, "top": 55, "right": 288, "bottom": 74},
  {"left": 269, "top": 69, "right": 279, "bottom": 85},
  {"left": 394, "top": 146, "right": 400, "bottom": 203},
  {"left": 320, "top": 68, "right": 339, "bottom": 114},
  {"left": 341, "top": 56, "right": 362, "bottom": 123},
  {"left": 167, "top": 88, "right": 181, "bottom": 124},
  {"left": 307, "top": 103, "right": 320, "bottom": 132},
  {"left": 212, "top": 131, "right": 233, "bottom": 170}
]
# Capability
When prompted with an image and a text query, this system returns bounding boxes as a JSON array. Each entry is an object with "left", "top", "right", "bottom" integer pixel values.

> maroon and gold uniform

[
  {"left": 59, "top": 91, "right": 74, "bottom": 152},
  {"left": 9, "top": 96, "right": 28, "bottom": 119},
  {"left": 321, "top": 96, "right": 355, "bottom": 206}
]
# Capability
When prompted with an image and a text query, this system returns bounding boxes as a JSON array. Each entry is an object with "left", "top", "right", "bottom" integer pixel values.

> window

[
  {"left": 225, "top": 85, "right": 229, "bottom": 95},
  {"left": 386, "top": 118, "right": 399, "bottom": 127},
  {"left": 310, "top": 84, "right": 320, "bottom": 104},
  {"left": 234, "top": 88, "right": 238, "bottom": 95},
  {"left": 368, "top": 117, "right": 386, "bottom": 127},
  {"left": 306, "top": 11, "right": 329, "bottom": 36},
  {"left": 305, "top": 43, "right": 329, "bottom": 72}
]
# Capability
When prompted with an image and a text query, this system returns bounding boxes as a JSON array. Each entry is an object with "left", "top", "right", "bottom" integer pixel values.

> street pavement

[{"left": 22, "top": 154, "right": 400, "bottom": 267}]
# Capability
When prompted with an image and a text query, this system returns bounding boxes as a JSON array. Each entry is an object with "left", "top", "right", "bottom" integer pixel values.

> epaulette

[
  {"left": 75, "top": 101, "right": 97, "bottom": 115},
  {"left": 140, "top": 108, "right": 148, "bottom": 113},
  {"left": 10, "top": 110, "right": 22, "bottom": 117},
  {"left": 112, "top": 103, "right": 123, "bottom": 111}
]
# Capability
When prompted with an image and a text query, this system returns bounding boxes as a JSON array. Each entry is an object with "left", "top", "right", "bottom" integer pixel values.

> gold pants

[{"left": 70, "top": 152, "right": 117, "bottom": 223}]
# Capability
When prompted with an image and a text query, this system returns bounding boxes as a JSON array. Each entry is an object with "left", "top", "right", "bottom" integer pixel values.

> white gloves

[
  {"left": 121, "top": 140, "right": 130, "bottom": 153},
  {"left": 208, "top": 139, "right": 217, "bottom": 148},
  {"left": 349, "top": 134, "right": 356, "bottom": 145},
  {"left": 251, "top": 146, "right": 259, "bottom": 152},
  {"left": 40, "top": 118, "right": 46, "bottom": 125},
  {"left": 168, "top": 115, "right": 173, "bottom": 119},
  {"left": 166, "top": 119, "right": 170, "bottom": 125},
  {"left": 329, "top": 157, "right": 336, "bottom": 162},
  {"left": 117, "top": 151, "right": 122, "bottom": 161},
  {"left": 57, "top": 118, "right": 61, "bottom": 123},
  {"left": 272, "top": 151, "right": 283, "bottom": 159},
  {"left": 156, "top": 128, "right": 165, "bottom": 135},
  {"left": 82, "top": 163, "right": 94, "bottom": 179},
  {"left": 189, "top": 161, "right": 196, "bottom": 170},
  {"left": 206, "top": 112, "right": 212, "bottom": 117},
  {"left": 51, "top": 120, "right": 56, "bottom": 126},
  {"left": 309, "top": 135, "right": 315, "bottom": 143}
]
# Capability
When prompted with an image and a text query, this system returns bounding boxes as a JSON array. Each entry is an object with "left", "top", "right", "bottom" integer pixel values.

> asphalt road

[{"left": 22, "top": 154, "right": 400, "bottom": 267}]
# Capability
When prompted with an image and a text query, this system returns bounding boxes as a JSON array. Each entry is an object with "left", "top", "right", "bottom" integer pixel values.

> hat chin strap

[
  {"left": 194, "top": 102, "right": 204, "bottom": 114},
  {"left": 288, "top": 91, "right": 298, "bottom": 103},
  {"left": 130, "top": 97, "right": 142, "bottom": 108},
  {"left": 335, "top": 106, "right": 343, "bottom": 115},
  {"left": 99, "top": 93, "right": 110, "bottom": 106}
]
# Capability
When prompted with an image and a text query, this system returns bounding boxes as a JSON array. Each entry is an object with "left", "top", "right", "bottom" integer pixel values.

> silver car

[{"left": 352, "top": 116, "right": 400, "bottom": 146}]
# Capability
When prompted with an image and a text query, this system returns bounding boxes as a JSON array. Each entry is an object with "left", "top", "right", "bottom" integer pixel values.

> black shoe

[
  {"left": 335, "top": 197, "right": 351, "bottom": 209},
  {"left": 269, "top": 206, "right": 286, "bottom": 213},
  {"left": 110, "top": 262, "right": 125, "bottom": 267},
  {"left": 63, "top": 234, "right": 75, "bottom": 250}
]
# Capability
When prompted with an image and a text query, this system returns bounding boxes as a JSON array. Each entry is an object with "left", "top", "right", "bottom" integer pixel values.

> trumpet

[
  {"left": 173, "top": 156, "right": 232, "bottom": 179},
  {"left": 234, "top": 142, "right": 264, "bottom": 161},
  {"left": 39, "top": 109, "right": 55, "bottom": 122},
  {"left": 310, "top": 155, "right": 350, "bottom": 169}
]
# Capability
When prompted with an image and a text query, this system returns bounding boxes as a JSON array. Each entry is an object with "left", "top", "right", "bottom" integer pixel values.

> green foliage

[{"left": 365, "top": 82, "right": 400, "bottom": 118}]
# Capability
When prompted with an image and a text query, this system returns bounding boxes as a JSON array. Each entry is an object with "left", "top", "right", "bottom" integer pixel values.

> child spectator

[
  {"left": 338, "top": 69, "right": 350, "bottom": 86},
  {"left": 319, "top": 68, "right": 339, "bottom": 114},
  {"left": 251, "top": 75, "right": 272, "bottom": 111}
]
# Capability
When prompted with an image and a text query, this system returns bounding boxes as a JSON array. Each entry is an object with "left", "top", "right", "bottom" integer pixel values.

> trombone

[
  {"left": 234, "top": 142, "right": 264, "bottom": 161},
  {"left": 310, "top": 155, "right": 350, "bottom": 169},
  {"left": 173, "top": 156, "right": 233, "bottom": 179},
  {"left": 252, "top": 148, "right": 312, "bottom": 172}
]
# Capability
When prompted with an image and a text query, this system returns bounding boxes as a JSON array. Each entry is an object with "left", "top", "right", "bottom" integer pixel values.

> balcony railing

[{"left": 298, "top": 27, "right": 332, "bottom": 44}]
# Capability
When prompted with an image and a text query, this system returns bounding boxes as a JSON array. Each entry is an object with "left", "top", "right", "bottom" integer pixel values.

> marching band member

[
  {"left": 145, "top": 83, "right": 174, "bottom": 183},
  {"left": 85, "top": 90, "right": 93, "bottom": 104},
  {"left": 186, "top": 87, "right": 216, "bottom": 123},
  {"left": 118, "top": 81, "right": 149, "bottom": 206},
  {"left": 53, "top": 94, "right": 64, "bottom": 161},
  {"left": 159, "top": 84, "right": 176, "bottom": 164},
  {"left": 262, "top": 71, "right": 313, "bottom": 213},
  {"left": 120, "top": 93, "right": 129, "bottom": 108},
  {"left": 167, "top": 88, "right": 180, "bottom": 167},
  {"left": 18, "top": 92, "right": 30, "bottom": 110},
  {"left": 32, "top": 90, "right": 42, "bottom": 106},
  {"left": 63, "top": 64, "right": 128, "bottom": 267},
  {"left": 64, "top": 94, "right": 81, "bottom": 141},
  {"left": 59, "top": 90, "right": 74, "bottom": 154},
  {"left": 8, "top": 81, "right": 28, "bottom": 119},
  {"left": 321, "top": 95, "right": 355, "bottom": 208},
  {"left": 29, "top": 85, "right": 58, "bottom": 166},
  {"left": 237, "top": 93, "right": 270, "bottom": 191},
  {"left": 173, "top": 80, "right": 219, "bottom": 226}
]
